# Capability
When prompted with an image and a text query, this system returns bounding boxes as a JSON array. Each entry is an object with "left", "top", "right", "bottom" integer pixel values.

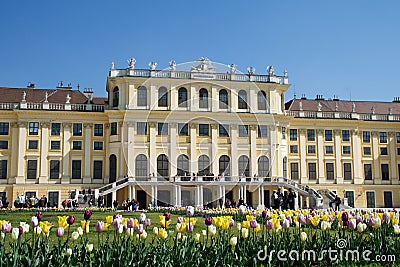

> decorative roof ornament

[
  {"left": 22, "top": 91, "right": 27, "bottom": 102},
  {"left": 335, "top": 102, "right": 338, "bottom": 112},
  {"left": 283, "top": 69, "right": 288, "bottom": 77},
  {"left": 44, "top": 92, "right": 49, "bottom": 103},
  {"left": 317, "top": 101, "right": 322, "bottom": 112},
  {"left": 229, "top": 64, "right": 236, "bottom": 74},
  {"left": 389, "top": 107, "right": 393, "bottom": 115},
  {"left": 247, "top": 66, "right": 255, "bottom": 75},
  {"left": 149, "top": 61, "right": 157, "bottom": 70},
  {"left": 352, "top": 102, "right": 356, "bottom": 113},
  {"left": 299, "top": 100, "right": 303, "bottom": 111},
  {"left": 128, "top": 58, "right": 136, "bottom": 69},
  {"left": 191, "top": 57, "right": 215, "bottom": 73},
  {"left": 111, "top": 62, "right": 115, "bottom": 70},
  {"left": 267, "top": 66, "right": 274, "bottom": 76},
  {"left": 169, "top": 60, "right": 176, "bottom": 71},
  {"left": 66, "top": 94, "right": 71, "bottom": 104},
  {"left": 371, "top": 106, "right": 375, "bottom": 114}
]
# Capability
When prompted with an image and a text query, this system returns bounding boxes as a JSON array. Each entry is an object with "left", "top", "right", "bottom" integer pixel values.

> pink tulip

[
  {"left": 56, "top": 227, "right": 65, "bottom": 237},
  {"left": 127, "top": 218, "right": 135, "bottom": 228},
  {"left": 136, "top": 224, "right": 144, "bottom": 234},
  {"left": 2, "top": 223, "right": 11, "bottom": 233},
  {"left": 177, "top": 217, "right": 184, "bottom": 224},
  {"left": 144, "top": 219, "right": 151, "bottom": 227},
  {"left": 96, "top": 221, "right": 105, "bottom": 232},
  {"left": 250, "top": 219, "right": 257, "bottom": 229},
  {"left": 265, "top": 220, "right": 273, "bottom": 229},
  {"left": 186, "top": 223, "right": 194, "bottom": 233}
]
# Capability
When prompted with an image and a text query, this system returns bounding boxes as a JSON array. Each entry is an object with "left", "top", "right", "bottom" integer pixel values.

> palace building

[{"left": 0, "top": 58, "right": 399, "bottom": 209}]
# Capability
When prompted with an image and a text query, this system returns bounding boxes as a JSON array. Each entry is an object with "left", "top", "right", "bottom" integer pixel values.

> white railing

[
  {"left": 0, "top": 102, "right": 105, "bottom": 112},
  {"left": 0, "top": 103, "right": 17, "bottom": 109},
  {"left": 287, "top": 110, "right": 400, "bottom": 121}
]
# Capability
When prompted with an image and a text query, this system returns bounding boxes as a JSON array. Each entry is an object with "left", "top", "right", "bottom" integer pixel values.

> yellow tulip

[
  {"left": 271, "top": 217, "right": 280, "bottom": 230},
  {"left": 39, "top": 221, "right": 53, "bottom": 235},
  {"left": 310, "top": 216, "right": 320, "bottom": 227},
  {"left": 158, "top": 228, "right": 168, "bottom": 239},
  {"left": 246, "top": 215, "right": 255, "bottom": 221},
  {"left": 393, "top": 224, "right": 400, "bottom": 235},
  {"left": 184, "top": 218, "right": 197, "bottom": 226},
  {"left": 58, "top": 216, "right": 69, "bottom": 229},
  {"left": 300, "top": 232, "right": 307, "bottom": 242},
  {"left": 254, "top": 224, "right": 261, "bottom": 233},
  {"left": 321, "top": 215, "right": 330, "bottom": 222},
  {"left": 159, "top": 216, "right": 171, "bottom": 228},
  {"left": 106, "top": 216, "right": 113, "bottom": 225},
  {"left": 179, "top": 222, "right": 187, "bottom": 233},
  {"left": 242, "top": 221, "right": 250, "bottom": 229}
]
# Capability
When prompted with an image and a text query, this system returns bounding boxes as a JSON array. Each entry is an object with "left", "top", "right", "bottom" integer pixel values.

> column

[
  {"left": 230, "top": 88, "right": 238, "bottom": 113},
  {"left": 372, "top": 131, "right": 380, "bottom": 184},
  {"left": 190, "top": 86, "right": 197, "bottom": 111},
  {"left": 261, "top": 186, "right": 265, "bottom": 206},
  {"left": 16, "top": 122, "right": 27, "bottom": 183},
  {"left": 170, "top": 86, "right": 177, "bottom": 110},
  {"left": 132, "top": 185, "right": 136, "bottom": 200},
  {"left": 119, "top": 122, "right": 125, "bottom": 179},
  {"left": 149, "top": 85, "right": 157, "bottom": 109},
  {"left": 249, "top": 87, "right": 257, "bottom": 113},
  {"left": 334, "top": 130, "right": 343, "bottom": 184},
  {"left": 128, "top": 83, "right": 136, "bottom": 110},
  {"left": 352, "top": 130, "right": 362, "bottom": 184},
  {"left": 10, "top": 123, "right": 19, "bottom": 183},
  {"left": 243, "top": 185, "right": 247, "bottom": 203},
  {"left": 250, "top": 125, "right": 257, "bottom": 176},
  {"left": 231, "top": 125, "right": 238, "bottom": 177},
  {"left": 222, "top": 186, "right": 226, "bottom": 208},
  {"left": 149, "top": 122, "right": 157, "bottom": 175},
  {"left": 211, "top": 85, "right": 218, "bottom": 112},
  {"left": 199, "top": 185, "right": 204, "bottom": 207},
  {"left": 39, "top": 122, "right": 50, "bottom": 183},
  {"left": 173, "top": 185, "right": 178, "bottom": 206},
  {"left": 83, "top": 123, "right": 92, "bottom": 184},
  {"left": 195, "top": 185, "right": 200, "bottom": 207},
  {"left": 61, "top": 123, "right": 71, "bottom": 184},
  {"left": 257, "top": 187, "right": 261, "bottom": 207},
  {"left": 169, "top": 123, "right": 177, "bottom": 178},
  {"left": 104, "top": 123, "right": 110, "bottom": 183},
  {"left": 317, "top": 129, "right": 325, "bottom": 183},
  {"left": 190, "top": 123, "right": 197, "bottom": 174},
  {"left": 127, "top": 122, "right": 135, "bottom": 177},
  {"left": 270, "top": 126, "right": 277, "bottom": 177},
  {"left": 299, "top": 129, "right": 308, "bottom": 183},
  {"left": 211, "top": 124, "right": 218, "bottom": 175},
  {"left": 389, "top": 132, "right": 398, "bottom": 184},
  {"left": 177, "top": 185, "right": 182, "bottom": 206}
]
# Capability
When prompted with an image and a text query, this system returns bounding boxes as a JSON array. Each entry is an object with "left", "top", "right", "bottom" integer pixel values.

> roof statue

[
  {"left": 283, "top": 69, "right": 288, "bottom": 77},
  {"left": 191, "top": 57, "right": 215, "bottom": 73},
  {"left": 371, "top": 106, "right": 375, "bottom": 114},
  {"left": 149, "top": 61, "right": 157, "bottom": 70},
  {"left": 128, "top": 58, "right": 136, "bottom": 69},
  {"left": 335, "top": 102, "right": 338, "bottom": 112},
  {"left": 247, "top": 66, "right": 255, "bottom": 75},
  {"left": 317, "top": 101, "right": 322, "bottom": 112},
  {"left": 267, "top": 66, "right": 274, "bottom": 76},
  {"left": 44, "top": 92, "right": 49, "bottom": 103},
  {"left": 352, "top": 102, "right": 356, "bottom": 113},
  {"left": 66, "top": 94, "right": 71, "bottom": 104},
  {"left": 299, "top": 100, "right": 303, "bottom": 111},
  {"left": 111, "top": 62, "right": 115, "bottom": 70},
  {"left": 169, "top": 60, "right": 176, "bottom": 71},
  {"left": 229, "top": 64, "right": 236, "bottom": 74},
  {"left": 22, "top": 91, "right": 27, "bottom": 102}
]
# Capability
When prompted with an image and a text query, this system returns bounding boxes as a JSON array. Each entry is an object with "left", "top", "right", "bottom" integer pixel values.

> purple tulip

[
  {"left": 67, "top": 215, "right": 75, "bottom": 225},
  {"left": 262, "top": 210, "right": 267, "bottom": 219},
  {"left": 368, "top": 217, "right": 375, "bottom": 227},
  {"left": 123, "top": 224, "right": 128, "bottom": 231},
  {"left": 177, "top": 217, "right": 184, "bottom": 224},
  {"left": 298, "top": 214, "right": 307, "bottom": 225},
  {"left": 282, "top": 219, "right": 290, "bottom": 229},
  {"left": 138, "top": 213, "right": 146, "bottom": 223},
  {"left": 383, "top": 212, "right": 390, "bottom": 224},
  {"left": 36, "top": 211, "right": 43, "bottom": 222},
  {"left": 136, "top": 224, "right": 144, "bottom": 234},
  {"left": 205, "top": 217, "right": 213, "bottom": 226},
  {"left": 96, "top": 221, "right": 105, "bottom": 232},
  {"left": 113, "top": 214, "right": 122, "bottom": 220},
  {"left": 348, "top": 220, "right": 356, "bottom": 230},
  {"left": 250, "top": 219, "right": 257, "bottom": 229},
  {"left": 113, "top": 218, "right": 122, "bottom": 230},
  {"left": 127, "top": 218, "right": 135, "bottom": 228},
  {"left": 144, "top": 218, "right": 151, "bottom": 227},
  {"left": 229, "top": 219, "right": 235, "bottom": 227},
  {"left": 18, "top": 225, "right": 24, "bottom": 235},
  {"left": 84, "top": 210, "right": 92, "bottom": 221},
  {"left": 56, "top": 227, "right": 64, "bottom": 237},
  {"left": 342, "top": 212, "right": 349, "bottom": 222},
  {"left": 163, "top": 212, "right": 171, "bottom": 221},
  {"left": 186, "top": 223, "right": 194, "bottom": 233},
  {"left": 265, "top": 220, "right": 273, "bottom": 229},
  {"left": 356, "top": 217, "right": 363, "bottom": 225},
  {"left": 2, "top": 223, "right": 11, "bottom": 233},
  {"left": 286, "top": 216, "right": 292, "bottom": 225}
]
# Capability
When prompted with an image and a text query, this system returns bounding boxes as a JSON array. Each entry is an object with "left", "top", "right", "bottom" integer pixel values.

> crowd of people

[
  {"left": 120, "top": 199, "right": 140, "bottom": 211},
  {"left": 272, "top": 188, "right": 297, "bottom": 210},
  {"left": 13, "top": 194, "right": 57, "bottom": 209}
]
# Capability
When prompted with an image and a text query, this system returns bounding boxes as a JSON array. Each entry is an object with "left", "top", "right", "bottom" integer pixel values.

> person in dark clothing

[
  {"left": 334, "top": 195, "right": 341, "bottom": 211},
  {"left": 282, "top": 191, "right": 289, "bottom": 210},
  {"left": 287, "top": 188, "right": 296, "bottom": 210}
]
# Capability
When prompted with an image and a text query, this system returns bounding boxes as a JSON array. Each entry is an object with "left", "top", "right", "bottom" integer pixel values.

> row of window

[
  {"left": 289, "top": 129, "right": 400, "bottom": 143},
  {"left": 112, "top": 86, "right": 269, "bottom": 110},
  {"left": 0, "top": 140, "right": 104, "bottom": 151},
  {"left": 289, "top": 144, "right": 400, "bottom": 156}
]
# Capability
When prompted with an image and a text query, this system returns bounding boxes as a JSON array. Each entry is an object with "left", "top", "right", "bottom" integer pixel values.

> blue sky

[{"left": 1, "top": 1, "right": 399, "bottom": 101}]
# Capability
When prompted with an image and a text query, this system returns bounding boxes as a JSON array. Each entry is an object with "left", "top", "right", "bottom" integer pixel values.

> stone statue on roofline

[
  {"left": 45, "top": 92, "right": 49, "bottom": 103},
  {"left": 229, "top": 64, "right": 236, "bottom": 74},
  {"left": 22, "top": 91, "right": 27, "bottom": 102},
  {"left": 128, "top": 58, "right": 136, "bottom": 69},
  {"left": 352, "top": 102, "right": 356, "bottom": 113},
  {"left": 169, "top": 60, "right": 176, "bottom": 71},
  {"left": 66, "top": 94, "right": 71, "bottom": 104},
  {"left": 149, "top": 61, "right": 157, "bottom": 70},
  {"left": 111, "top": 62, "right": 115, "bottom": 70}
]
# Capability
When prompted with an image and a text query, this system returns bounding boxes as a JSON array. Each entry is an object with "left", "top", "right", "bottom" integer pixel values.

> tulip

[
  {"left": 342, "top": 212, "right": 349, "bottom": 222},
  {"left": 205, "top": 217, "right": 213, "bottom": 226},
  {"left": 158, "top": 228, "right": 168, "bottom": 239},
  {"left": 208, "top": 225, "right": 217, "bottom": 236},
  {"left": 140, "top": 230, "right": 147, "bottom": 240},
  {"left": 241, "top": 228, "right": 249, "bottom": 238},
  {"left": 393, "top": 224, "right": 400, "bottom": 235},
  {"left": 262, "top": 210, "right": 268, "bottom": 219},
  {"left": 66, "top": 248, "right": 72, "bottom": 257},
  {"left": 186, "top": 223, "right": 194, "bottom": 233},
  {"left": 163, "top": 212, "right": 171, "bottom": 221},
  {"left": 2, "top": 223, "right": 11, "bottom": 233},
  {"left": 113, "top": 218, "right": 122, "bottom": 230},
  {"left": 86, "top": 244, "right": 94, "bottom": 253},
  {"left": 348, "top": 219, "right": 357, "bottom": 230},
  {"left": 34, "top": 226, "right": 42, "bottom": 235},
  {"left": 177, "top": 217, "right": 184, "bottom": 224},
  {"left": 194, "top": 233, "right": 200, "bottom": 242},
  {"left": 67, "top": 215, "right": 75, "bottom": 225},
  {"left": 237, "top": 222, "right": 242, "bottom": 231},
  {"left": 356, "top": 217, "right": 363, "bottom": 225},
  {"left": 265, "top": 220, "right": 273, "bottom": 230},
  {"left": 127, "top": 218, "right": 135, "bottom": 228},
  {"left": 357, "top": 223, "right": 367, "bottom": 233},
  {"left": 368, "top": 217, "right": 375, "bottom": 227},
  {"left": 18, "top": 225, "right": 24, "bottom": 235},
  {"left": 36, "top": 211, "right": 43, "bottom": 222},
  {"left": 250, "top": 219, "right": 258, "bottom": 229},
  {"left": 84, "top": 210, "right": 93, "bottom": 221},
  {"left": 96, "top": 221, "right": 105, "bottom": 232},
  {"left": 300, "top": 232, "right": 307, "bottom": 242},
  {"left": 230, "top": 236, "right": 238, "bottom": 246},
  {"left": 56, "top": 227, "right": 64, "bottom": 237},
  {"left": 138, "top": 213, "right": 146, "bottom": 223},
  {"left": 77, "top": 227, "right": 83, "bottom": 236},
  {"left": 238, "top": 205, "right": 246, "bottom": 214},
  {"left": 12, "top": 228, "right": 19, "bottom": 240},
  {"left": 282, "top": 219, "right": 290, "bottom": 229},
  {"left": 118, "top": 225, "right": 124, "bottom": 234},
  {"left": 321, "top": 221, "right": 331, "bottom": 231},
  {"left": 202, "top": 230, "right": 207, "bottom": 236},
  {"left": 229, "top": 218, "right": 235, "bottom": 227},
  {"left": 31, "top": 216, "right": 39, "bottom": 227},
  {"left": 153, "top": 227, "right": 158, "bottom": 235},
  {"left": 298, "top": 214, "right": 307, "bottom": 225},
  {"left": 144, "top": 218, "right": 151, "bottom": 227},
  {"left": 20, "top": 222, "right": 29, "bottom": 233},
  {"left": 373, "top": 217, "right": 381, "bottom": 228},
  {"left": 1, "top": 232, "right": 4, "bottom": 239},
  {"left": 186, "top": 206, "right": 194, "bottom": 217},
  {"left": 136, "top": 224, "right": 144, "bottom": 235}
]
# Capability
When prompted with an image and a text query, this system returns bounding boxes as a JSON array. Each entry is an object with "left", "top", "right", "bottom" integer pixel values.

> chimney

[
  {"left": 315, "top": 94, "right": 325, "bottom": 100},
  {"left": 393, "top": 97, "right": 400, "bottom": 103},
  {"left": 27, "top": 82, "right": 36, "bottom": 88},
  {"left": 333, "top": 95, "right": 340, "bottom": 101},
  {"left": 300, "top": 94, "right": 307, "bottom": 100},
  {"left": 84, "top": 88, "right": 94, "bottom": 101}
]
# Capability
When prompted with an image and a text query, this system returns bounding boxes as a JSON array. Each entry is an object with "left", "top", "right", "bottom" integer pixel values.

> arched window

[
  {"left": 177, "top": 154, "right": 189, "bottom": 176},
  {"left": 283, "top": 157, "right": 287, "bottom": 178},
  {"left": 238, "top": 90, "right": 247, "bottom": 109},
  {"left": 219, "top": 89, "right": 228, "bottom": 109},
  {"left": 135, "top": 154, "right": 148, "bottom": 177},
  {"left": 198, "top": 155, "right": 210, "bottom": 176},
  {"left": 158, "top": 87, "right": 168, "bottom": 107},
  {"left": 137, "top": 86, "right": 147, "bottom": 107},
  {"left": 219, "top": 155, "right": 230, "bottom": 176},
  {"left": 178, "top": 87, "right": 188, "bottom": 107},
  {"left": 109, "top": 154, "right": 117, "bottom": 183},
  {"left": 199, "top": 88, "right": 208, "bottom": 108},
  {"left": 238, "top": 155, "right": 250, "bottom": 177},
  {"left": 257, "top": 91, "right": 267, "bottom": 110},
  {"left": 112, "top": 87, "right": 119, "bottom": 108},
  {"left": 258, "top": 156, "right": 270, "bottom": 177},
  {"left": 157, "top": 154, "right": 169, "bottom": 178}
]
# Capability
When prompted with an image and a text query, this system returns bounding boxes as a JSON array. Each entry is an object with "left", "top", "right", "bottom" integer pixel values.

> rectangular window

[
  {"left": 258, "top": 125, "right": 268, "bottom": 138},
  {"left": 0, "top": 141, "right": 8, "bottom": 149},
  {"left": 199, "top": 124, "right": 210, "bottom": 136},
  {"left": 344, "top": 163, "right": 352, "bottom": 180},
  {"left": 94, "top": 124, "right": 103, "bottom": 136},
  {"left": 110, "top": 122, "right": 118, "bottom": 136},
  {"left": 219, "top": 124, "right": 229, "bottom": 137},
  {"left": 290, "top": 145, "right": 298, "bottom": 153},
  {"left": 29, "top": 122, "right": 39, "bottom": 135},
  {"left": 289, "top": 129, "right": 297, "bottom": 141},
  {"left": 363, "top": 147, "right": 371, "bottom": 155},
  {"left": 0, "top": 160, "right": 7, "bottom": 179},
  {"left": 290, "top": 162, "right": 299, "bottom": 180},
  {"left": 72, "top": 141, "right": 82, "bottom": 150},
  {"left": 342, "top": 146, "right": 351, "bottom": 154},
  {"left": 94, "top": 141, "right": 103, "bottom": 150},
  {"left": 307, "top": 145, "right": 316, "bottom": 154},
  {"left": 158, "top": 123, "right": 168, "bottom": 136},
  {"left": 342, "top": 130, "right": 350, "bottom": 142},
  {"left": 178, "top": 123, "right": 188, "bottom": 136},
  {"left": 51, "top": 123, "right": 61, "bottom": 136},
  {"left": 325, "top": 130, "right": 333, "bottom": 141},
  {"left": 93, "top": 160, "right": 103, "bottom": 179},
  {"left": 0, "top": 123, "right": 9, "bottom": 135},
  {"left": 364, "top": 164, "right": 372, "bottom": 180},
  {"left": 381, "top": 164, "right": 389, "bottom": 180},
  {"left": 326, "top": 163, "right": 334, "bottom": 180},
  {"left": 73, "top": 123, "right": 82, "bottom": 136},
  {"left": 137, "top": 122, "right": 147, "bottom": 135},
  {"left": 71, "top": 160, "right": 81, "bottom": 179},
  {"left": 282, "top": 127, "right": 286, "bottom": 139},
  {"left": 238, "top": 125, "right": 248, "bottom": 137},
  {"left": 50, "top": 160, "right": 60, "bottom": 179},
  {"left": 345, "top": 191, "right": 354, "bottom": 208},
  {"left": 397, "top": 132, "right": 400, "bottom": 143},
  {"left": 48, "top": 192, "right": 59, "bottom": 207},
  {"left": 308, "top": 163, "right": 316, "bottom": 180},
  {"left": 27, "top": 160, "right": 37, "bottom": 179},
  {"left": 325, "top": 146, "right": 333, "bottom": 154},
  {"left": 366, "top": 192, "right": 375, "bottom": 208},
  {"left": 384, "top": 191, "right": 393, "bottom": 208},
  {"left": 380, "top": 147, "right": 388, "bottom": 155},
  {"left": 380, "top": 132, "right": 387, "bottom": 143},
  {"left": 28, "top": 140, "right": 39, "bottom": 149},
  {"left": 51, "top": 141, "right": 61, "bottom": 150},
  {"left": 307, "top": 129, "right": 315, "bottom": 141},
  {"left": 397, "top": 147, "right": 400, "bottom": 155},
  {"left": 363, "top": 131, "right": 370, "bottom": 143}
]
